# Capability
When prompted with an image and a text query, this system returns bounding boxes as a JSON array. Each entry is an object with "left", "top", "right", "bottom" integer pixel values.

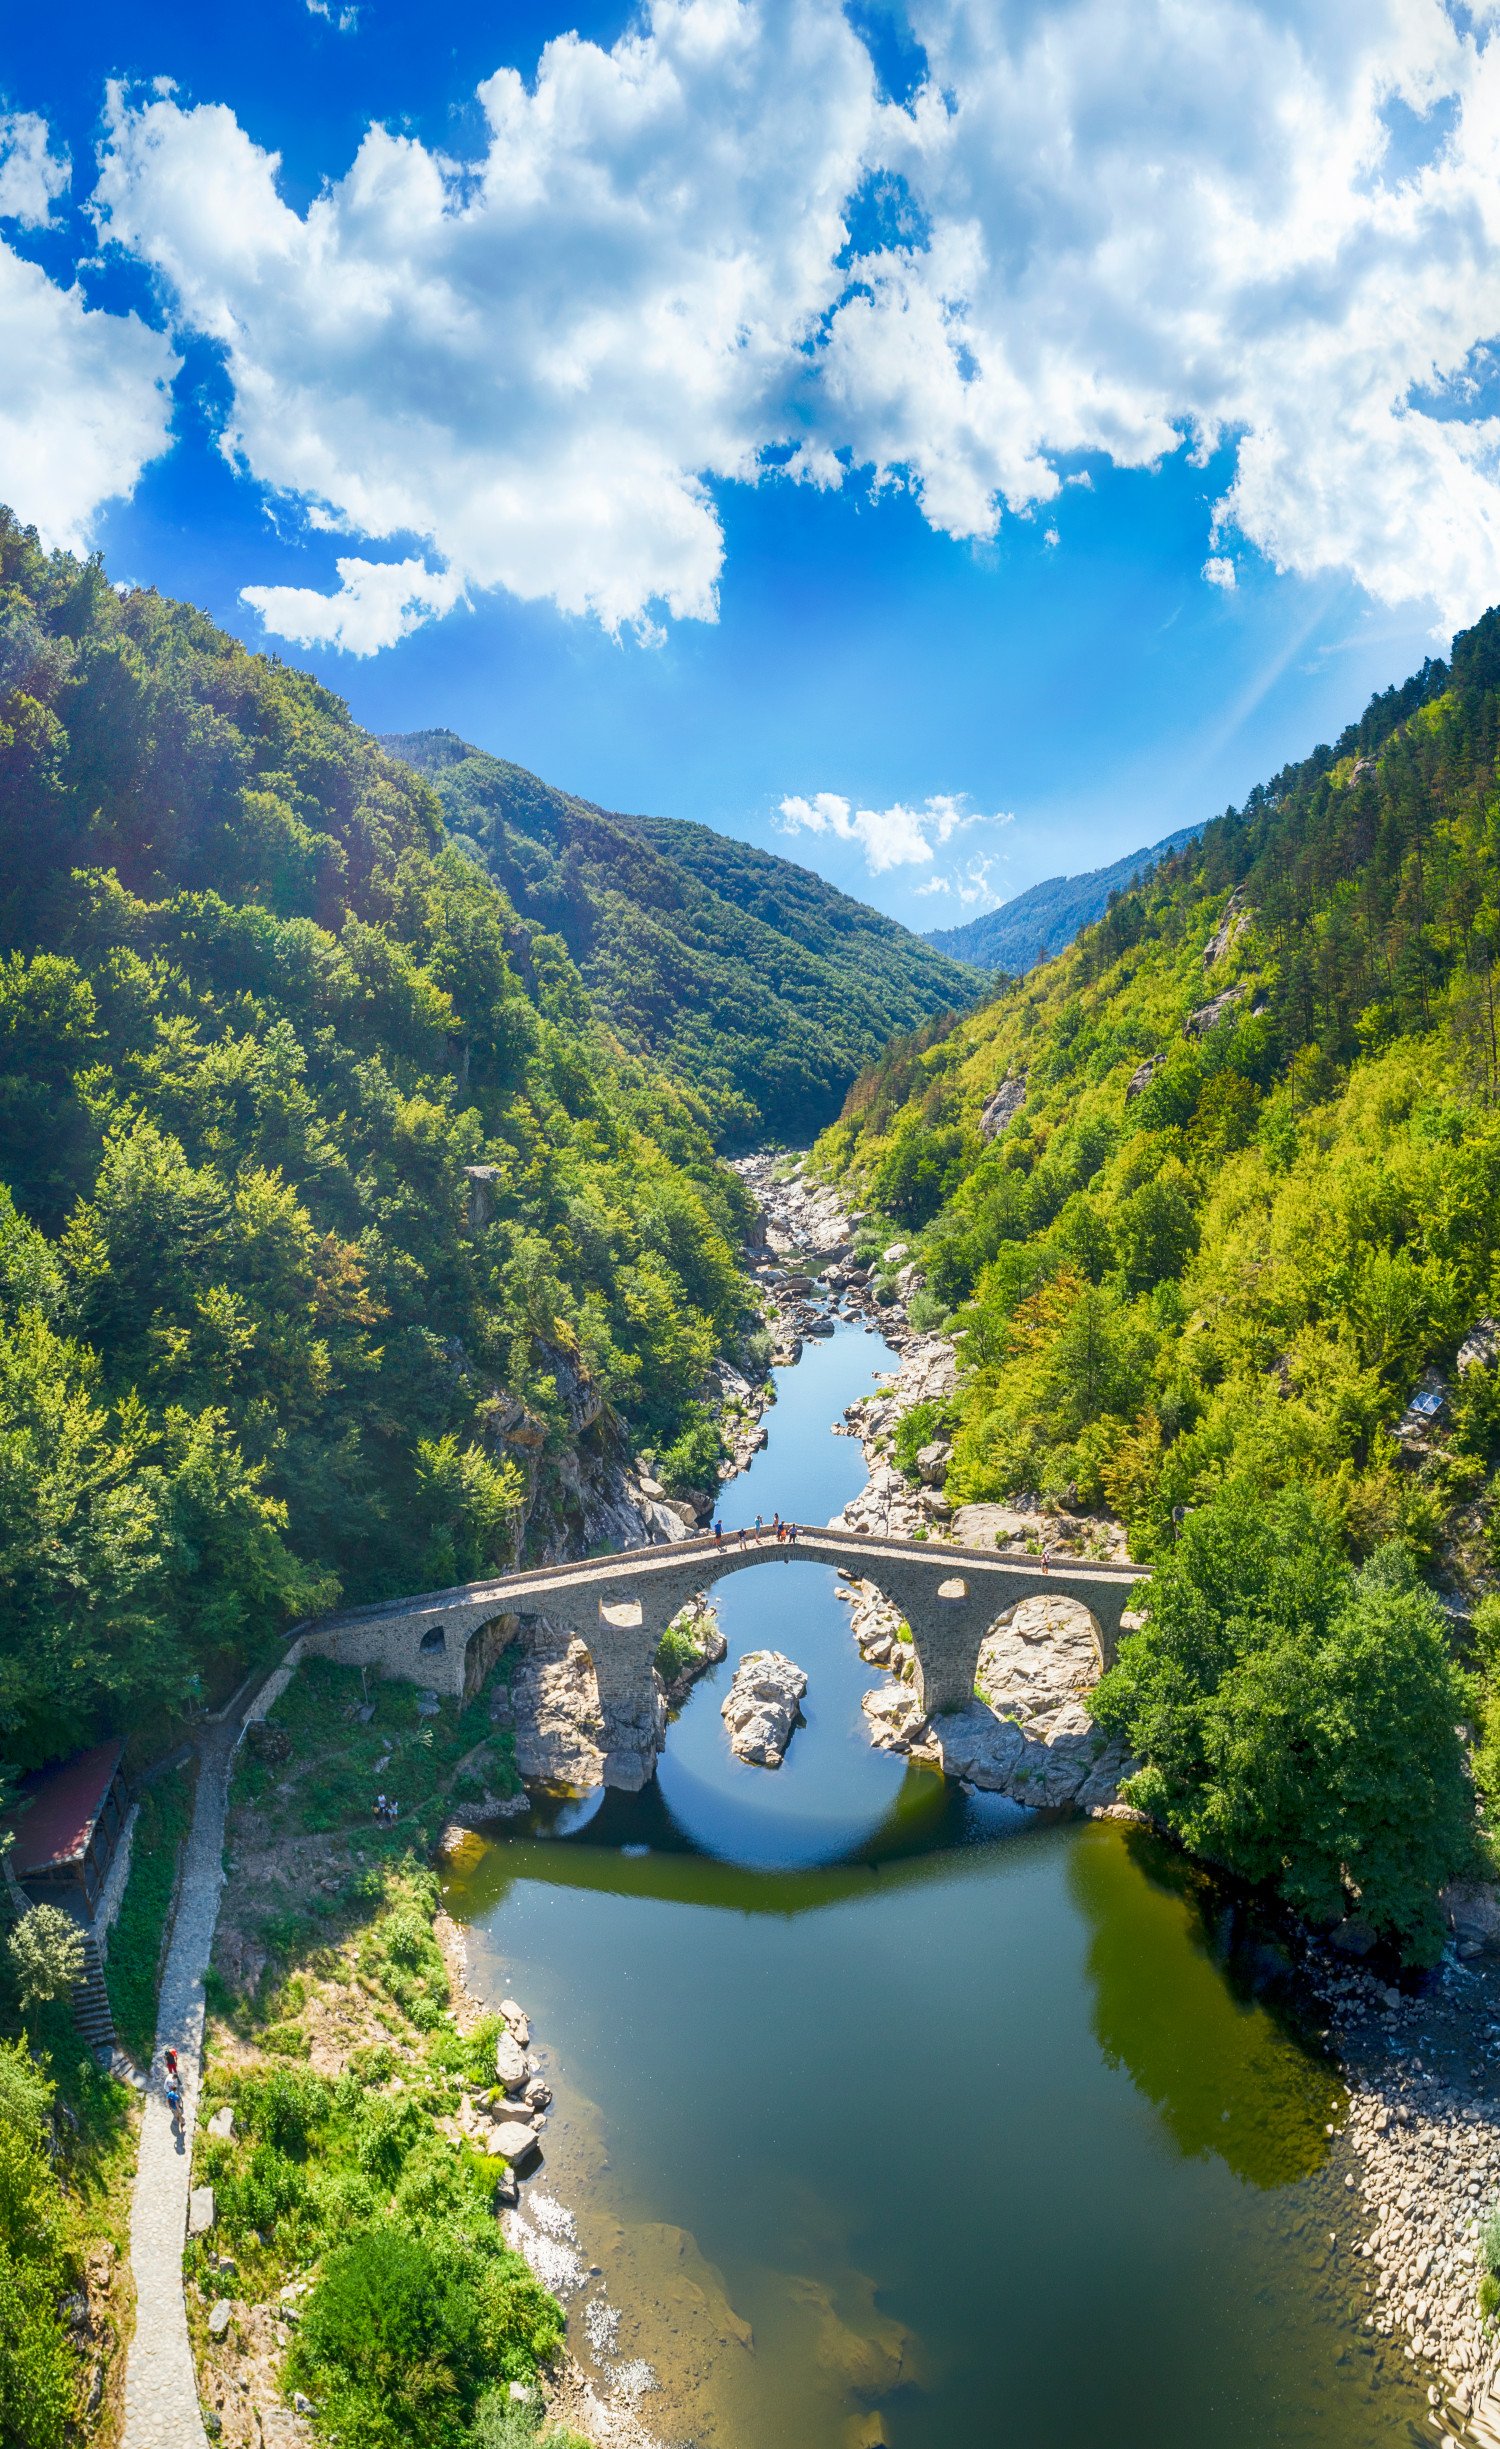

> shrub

[
  {"left": 291, "top": 2221, "right": 561, "bottom": 2449},
  {"left": 7, "top": 1907, "right": 84, "bottom": 2010},
  {"left": 1095, "top": 1485, "right": 1472, "bottom": 1961},
  {"left": 892, "top": 1400, "right": 949, "bottom": 1483},
  {"left": 0, "top": 2046, "right": 75, "bottom": 2448}
]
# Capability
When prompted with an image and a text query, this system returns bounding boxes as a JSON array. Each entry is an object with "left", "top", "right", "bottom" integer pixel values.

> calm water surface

[{"left": 444, "top": 1324, "right": 1431, "bottom": 2448}]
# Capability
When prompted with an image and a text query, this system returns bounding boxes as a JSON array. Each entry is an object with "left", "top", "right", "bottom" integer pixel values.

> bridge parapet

[{"left": 300, "top": 1527, "right": 1148, "bottom": 1745}]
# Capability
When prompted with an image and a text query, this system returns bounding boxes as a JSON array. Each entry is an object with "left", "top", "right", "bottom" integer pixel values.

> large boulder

[
  {"left": 722, "top": 1651, "right": 808, "bottom": 1768},
  {"left": 490, "top": 2120, "right": 543, "bottom": 2170},
  {"left": 494, "top": 2029, "right": 529, "bottom": 2091}
]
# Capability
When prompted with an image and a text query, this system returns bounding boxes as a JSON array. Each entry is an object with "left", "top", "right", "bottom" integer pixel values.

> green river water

[{"left": 442, "top": 1322, "right": 1433, "bottom": 2449}]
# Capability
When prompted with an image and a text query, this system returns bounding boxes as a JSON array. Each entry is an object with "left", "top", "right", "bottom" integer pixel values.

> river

[{"left": 442, "top": 1319, "right": 1434, "bottom": 2448}]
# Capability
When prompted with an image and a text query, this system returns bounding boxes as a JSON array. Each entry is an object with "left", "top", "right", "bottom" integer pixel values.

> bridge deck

[{"left": 314, "top": 1521, "right": 1147, "bottom": 1636}]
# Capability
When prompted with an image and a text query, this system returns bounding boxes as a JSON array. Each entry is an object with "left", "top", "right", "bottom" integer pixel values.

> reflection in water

[
  {"left": 446, "top": 1321, "right": 1432, "bottom": 2449},
  {"left": 1068, "top": 1826, "right": 1339, "bottom": 2187}
]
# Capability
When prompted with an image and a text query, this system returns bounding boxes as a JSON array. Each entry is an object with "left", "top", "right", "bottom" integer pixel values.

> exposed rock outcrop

[
  {"left": 851, "top": 1584, "right": 1135, "bottom": 1811},
  {"left": 721, "top": 1651, "right": 807, "bottom": 1767},
  {"left": 978, "top": 1075, "right": 1027, "bottom": 1139},
  {"left": 503, "top": 1626, "right": 666, "bottom": 1795},
  {"left": 1202, "top": 889, "right": 1249, "bottom": 970}
]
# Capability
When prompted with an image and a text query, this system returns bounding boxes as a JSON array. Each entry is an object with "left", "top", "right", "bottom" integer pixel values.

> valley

[{"left": 8, "top": 524, "right": 1500, "bottom": 2449}]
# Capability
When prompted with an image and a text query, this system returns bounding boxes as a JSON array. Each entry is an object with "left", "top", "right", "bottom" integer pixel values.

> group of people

[
  {"left": 372, "top": 1792, "right": 400, "bottom": 1823},
  {"left": 711, "top": 1513, "right": 798, "bottom": 1548}
]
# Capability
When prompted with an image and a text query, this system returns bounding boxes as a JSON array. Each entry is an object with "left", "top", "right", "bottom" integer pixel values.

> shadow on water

[
  {"left": 1067, "top": 1824, "right": 1339, "bottom": 2189},
  {"left": 444, "top": 1319, "right": 1434, "bottom": 2449}
]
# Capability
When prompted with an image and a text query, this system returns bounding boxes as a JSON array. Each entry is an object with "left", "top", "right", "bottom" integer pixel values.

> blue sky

[{"left": 1, "top": 0, "right": 1491, "bottom": 924}]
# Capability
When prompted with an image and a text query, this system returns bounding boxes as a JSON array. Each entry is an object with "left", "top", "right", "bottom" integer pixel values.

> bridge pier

[{"left": 587, "top": 1596, "right": 672, "bottom": 1756}]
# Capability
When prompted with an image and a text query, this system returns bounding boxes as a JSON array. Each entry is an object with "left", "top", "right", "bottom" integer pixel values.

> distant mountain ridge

[
  {"left": 925, "top": 821, "right": 1205, "bottom": 972},
  {"left": 381, "top": 728, "right": 979, "bottom": 1144}
]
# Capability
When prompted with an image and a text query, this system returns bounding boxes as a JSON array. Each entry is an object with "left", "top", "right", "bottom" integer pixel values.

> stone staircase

[{"left": 70, "top": 1927, "right": 117, "bottom": 2054}]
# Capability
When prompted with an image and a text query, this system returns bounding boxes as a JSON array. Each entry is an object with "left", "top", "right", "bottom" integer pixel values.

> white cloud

[
  {"left": 1203, "top": 555, "right": 1237, "bottom": 590},
  {"left": 0, "top": 111, "right": 69, "bottom": 226},
  {"left": 834, "top": 0, "right": 1500, "bottom": 629},
  {"left": 69, "top": 0, "right": 1500, "bottom": 642},
  {"left": 240, "top": 555, "right": 463, "bottom": 653},
  {"left": 0, "top": 178, "right": 177, "bottom": 553},
  {"left": 779, "top": 788, "right": 988, "bottom": 872},
  {"left": 305, "top": 0, "right": 360, "bottom": 27},
  {"left": 94, "top": 0, "right": 875, "bottom": 645},
  {"left": 916, "top": 853, "right": 1002, "bottom": 907}
]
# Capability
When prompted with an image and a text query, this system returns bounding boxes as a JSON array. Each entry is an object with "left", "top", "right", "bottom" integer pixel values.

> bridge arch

[{"left": 297, "top": 1527, "right": 1146, "bottom": 1742}]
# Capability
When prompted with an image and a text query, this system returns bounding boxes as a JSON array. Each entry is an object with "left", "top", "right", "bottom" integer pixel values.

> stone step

[{"left": 71, "top": 1931, "right": 117, "bottom": 2051}]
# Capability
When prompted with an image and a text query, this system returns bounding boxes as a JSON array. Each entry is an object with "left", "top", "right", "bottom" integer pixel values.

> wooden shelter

[{"left": 2, "top": 1740, "right": 129, "bottom": 1917}]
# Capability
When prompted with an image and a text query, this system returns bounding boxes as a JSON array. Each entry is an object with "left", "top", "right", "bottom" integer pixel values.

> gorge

[{"left": 9, "top": 519, "right": 1500, "bottom": 2449}]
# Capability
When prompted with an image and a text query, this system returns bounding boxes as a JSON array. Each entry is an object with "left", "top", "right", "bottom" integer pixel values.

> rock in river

[
  {"left": 722, "top": 1650, "right": 808, "bottom": 1767},
  {"left": 491, "top": 2120, "right": 543, "bottom": 2170},
  {"left": 495, "top": 2029, "right": 529, "bottom": 2091}
]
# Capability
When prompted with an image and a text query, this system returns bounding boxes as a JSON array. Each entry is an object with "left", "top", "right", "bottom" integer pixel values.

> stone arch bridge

[{"left": 299, "top": 1525, "right": 1148, "bottom": 1742}]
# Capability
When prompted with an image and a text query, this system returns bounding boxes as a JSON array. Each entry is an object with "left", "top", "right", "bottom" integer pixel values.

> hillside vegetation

[
  {"left": 383, "top": 728, "right": 977, "bottom": 1144},
  {"left": 818, "top": 611, "right": 1500, "bottom": 1955},
  {"left": 0, "top": 513, "right": 755, "bottom": 1773},
  {"left": 926, "top": 820, "right": 1202, "bottom": 973}
]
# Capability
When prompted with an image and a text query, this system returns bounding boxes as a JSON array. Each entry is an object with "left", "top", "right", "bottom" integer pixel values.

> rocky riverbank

[
  {"left": 761, "top": 1152, "right": 1500, "bottom": 2438},
  {"left": 1295, "top": 1938, "right": 1500, "bottom": 2447},
  {"left": 753, "top": 1157, "right": 1140, "bottom": 1817}
]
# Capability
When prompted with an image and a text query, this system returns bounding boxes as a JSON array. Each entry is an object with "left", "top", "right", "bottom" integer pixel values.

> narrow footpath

[{"left": 120, "top": 1730, "right": 233, "bottom": 2449}]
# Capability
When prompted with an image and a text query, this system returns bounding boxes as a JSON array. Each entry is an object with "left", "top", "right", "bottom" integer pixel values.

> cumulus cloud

[
  {"left": 0, "top": 111, "right": 69, "bottom": 226},
  {"left": 0, "top": 153, "right": 177, "bottom": 553},
  {"left": 94, "top": 0, "right": 874, "bottom": 645},
  {"left": 241, "top": 555, "right": 463, "bottom": 653},
  {"left": 835, "top": 0, "right": 1500, "bottom": 628},
  {"left": 72, "top": 0, "right": 1500, "bottom": 643},
  {"left": 778, "top": 788, "right": 986, "bottom": 872},
  {"left": 1203, "top": 555, "right": 1237, "bottom": 590}
]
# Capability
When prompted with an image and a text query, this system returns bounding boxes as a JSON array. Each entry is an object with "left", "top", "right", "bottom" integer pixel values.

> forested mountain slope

[
  {"left": 382, "top": 728, "right": 978, "bottom": 1143},
  {"left": 926, "top": 820, "right": 1203, "bottom": 973},
  {"left": 818, "top": 613, "right": 1500, "bottom": 1955},
  {"left": 0, "top": 514, "right": 754, "bottom": 1769}
]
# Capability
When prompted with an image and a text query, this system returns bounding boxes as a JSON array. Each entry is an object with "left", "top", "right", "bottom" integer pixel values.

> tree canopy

[{"left": 0, "top": 511, "right": 756, "bottom": 1765}]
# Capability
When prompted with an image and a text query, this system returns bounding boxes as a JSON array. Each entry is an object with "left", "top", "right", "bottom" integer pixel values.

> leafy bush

[
  {"left": 290, "top": 2221, "right": 562, "bottom": 2449},
  {"left": 892, "top": 1400, "right": 950, "bottom": 1483},
  {"left": 7, "top": 1908, "right": 83, "bottom": 2011},
  {"left": 1094, "top": 1486, "right": 1472, "bottom": 1961},
  {"left": 0, "top": 2044, "right": 76, "bottom": 2448},
  {"left": 655, "top": 1403, "right": 723, "bottom": 1496}
]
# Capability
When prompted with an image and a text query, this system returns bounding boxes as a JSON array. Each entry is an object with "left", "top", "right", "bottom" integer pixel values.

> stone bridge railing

[{"left": 298, "top": 1525, "right": 1149, "bottom": 1739}]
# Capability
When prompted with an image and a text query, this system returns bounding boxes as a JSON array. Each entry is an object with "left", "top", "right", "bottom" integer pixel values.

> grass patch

[
  {"left": 234, "top": 1658, "right": 518, "bottom": 1849},
  {"left": 195, "top": 1865, "right": 562, "bottom": 2447},
  {"left": 105, "top": 1760, "right": 195, "bottom": 2065},
  {"left": 196, "top": 1652, "right": 571, "bottom": 2442}
]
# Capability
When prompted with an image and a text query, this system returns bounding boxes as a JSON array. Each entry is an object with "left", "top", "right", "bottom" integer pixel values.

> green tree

[
  {"left": 1094, "top": 1487, "right": 1470, "bottom": 1960},
  {"left": 7, "top": 1908, "right": 85, "bottom": 2010}
]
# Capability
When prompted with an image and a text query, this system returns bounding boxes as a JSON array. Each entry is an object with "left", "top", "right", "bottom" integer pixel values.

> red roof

[{"left": 4, "top": 1741, "right": 125, "bottom": 1876}]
